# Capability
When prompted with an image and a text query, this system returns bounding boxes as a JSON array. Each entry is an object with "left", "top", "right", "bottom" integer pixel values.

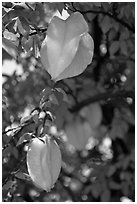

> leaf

[
  {"left": 40, "top": 88, "right": 55, "bottom": 109},
  {"left": 2, "top": 48, "right": 12, "bottom": 61},
  {"left": 110, "top": 116, "right": 128, "bottom": 139},
  {"left": 3, "top": 180, "right": 13, "bottom": 190},
  {"left": 5, "top": 20, "right": 16, "bottom": 33},
  {"left": 40, "top": 88, "right": 52, "bottom": 101},
  {"left": 120, "top": 29, "right": 130, "bottom": 40},
  {"left": 56, "top": 3, "right": 65, "bottom": 15},
  {"left": 35, "top": 3, "right": 45, "bottom": 20},
  {"left": 2, "top": 7, "right": 7, "bottom": 16},
  {"left": 47, "top": 2, "right": 65, "bottom": 14},
  {"left": 120, "top": 40, "right": 128, "bottom": 56},
  {"left": 20, "top": 115, "right": 32, "bottom": 124},
  {"left": 2, "top": 10, "right": 17, "bottom": 25},
  {"left": 3, "top": 134, "right": 11, "bottom": 144},
  {"left": 21, "top": 36, "right": 33, "bottom": 52},
  {"left": 54, "top": 102, "right": 69, "bottom": 129},
  {"left": 2, "top": 37, "right": 18, "bottom": 59},
  {"left": 53, "top": 89, "right": 64, "bottom": 104},
  {"left": 18, "top": 16, "right": 30, "bottom": 36},
  {"left": 16, "top": 133, "right": 32, "bottom": 146},
  {"left": 15, "top": 172, "right": 31, "bottom": 181},
  {"left": 3, "top": 29, "right": 19, "bottom": 45},
  {"left": 101, "top": 16, "right": 112, "bottom": 34},
  {"left": 17, "top": 17, "right": 28, "bottom": 37},
  {"left": 108, "top": 28, "right": 117, "bottom": 41},
  {"left": 86, "top": 12, "right": 97, "bottom": 21},
  {"left": 109, "top": 41, "right": 119, "bottom": 56},
  {"left": 55, "top": 88, "right": 68, "bottom": 102},
  {"left": 28, "top": 10, "right": 39, "bottom": 25}
]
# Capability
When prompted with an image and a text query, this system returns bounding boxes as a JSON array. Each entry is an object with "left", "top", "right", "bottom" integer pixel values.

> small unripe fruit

[{"left": 27, "top": 136, "right": 61, "bottom": 192}]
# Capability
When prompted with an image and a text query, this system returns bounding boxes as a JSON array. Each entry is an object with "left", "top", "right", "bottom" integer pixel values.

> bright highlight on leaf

[
  {"left": 40, "top": 12, "right": 94, "bottom": 82},
  {"left": 27, "top": 137, "right": 61, "bottom": 192}
]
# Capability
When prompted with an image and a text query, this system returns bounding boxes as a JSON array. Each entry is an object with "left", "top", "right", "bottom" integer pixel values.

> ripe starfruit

[
  {"left": 40, "top": 12, "right": 94, "bottom": 82},
  {"left": 27, "top": 136, "right": 61, "bottom": 192}
]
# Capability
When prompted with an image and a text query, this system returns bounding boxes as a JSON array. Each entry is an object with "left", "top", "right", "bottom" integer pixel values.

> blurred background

[{"left": 2, "top": 2, "right": 135, "bottom": 202}]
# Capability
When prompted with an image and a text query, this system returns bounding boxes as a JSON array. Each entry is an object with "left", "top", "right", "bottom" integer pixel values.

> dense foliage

[{"left": 2, "top": 2, "right": 135, "bottom": 202}]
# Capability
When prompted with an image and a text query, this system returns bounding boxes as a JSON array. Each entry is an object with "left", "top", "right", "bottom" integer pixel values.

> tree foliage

[{"left": 2, "top": 2, "right": 135, "bottom": 202}]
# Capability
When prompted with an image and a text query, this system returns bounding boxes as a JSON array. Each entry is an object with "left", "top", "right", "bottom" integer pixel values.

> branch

[
  {"left": 70, "top": 90, "right": 134, "bottom": 113},
  {"left": 70, "top": 3, "right": 135, "bottom": 33}
]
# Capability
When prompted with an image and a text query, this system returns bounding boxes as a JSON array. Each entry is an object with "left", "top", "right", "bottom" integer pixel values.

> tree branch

[
  {"left": 70, "top": 90, "right": 134, "bottom": 113},
  {"left": 70, "top": 3, "right": 135, "bottom": 33}
]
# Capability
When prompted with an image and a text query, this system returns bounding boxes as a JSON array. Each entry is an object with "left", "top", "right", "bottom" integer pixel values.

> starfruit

[
  {"left": 40, "top": 12, "right": 94, "bottom": 82},
  {"left": 27, "top": 136, "right": 61, "bottom": 192}
]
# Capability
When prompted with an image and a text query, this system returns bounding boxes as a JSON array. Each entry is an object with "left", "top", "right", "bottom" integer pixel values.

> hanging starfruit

[
  {"left": 27, "top": 136, "right": 61, "bottom": 192},
  {"left": 40, "top": 12, "right": 94, "bottom": 82}
]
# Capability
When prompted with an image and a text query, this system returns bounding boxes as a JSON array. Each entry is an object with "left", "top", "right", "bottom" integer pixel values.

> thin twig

[{"left": 70, "top": 90, "right": 134, "bottom": 112}]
